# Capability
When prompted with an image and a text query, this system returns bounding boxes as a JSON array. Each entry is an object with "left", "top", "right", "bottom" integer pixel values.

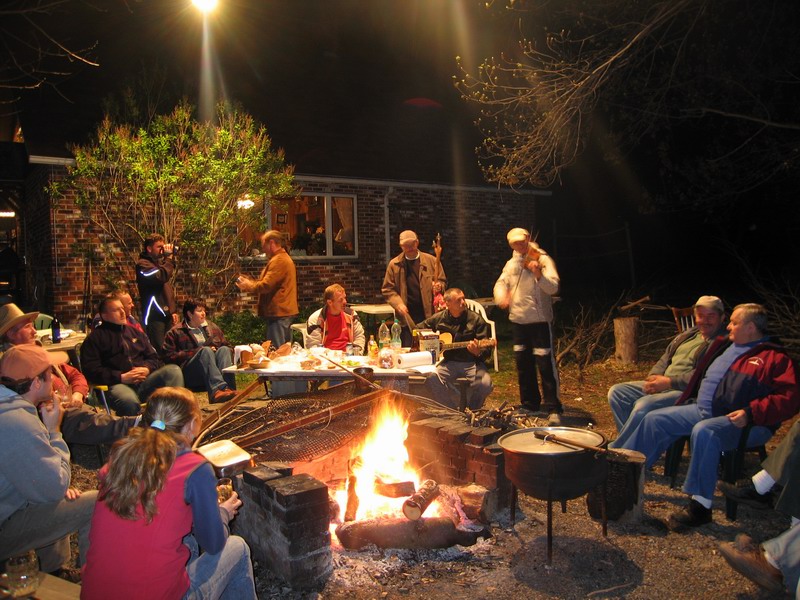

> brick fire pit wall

[
  {"left": 405, "top": 414, "right": 512, "bottom": 508},
  {"left": 232, "top": 464, "right": 333, "bottom": 590}
]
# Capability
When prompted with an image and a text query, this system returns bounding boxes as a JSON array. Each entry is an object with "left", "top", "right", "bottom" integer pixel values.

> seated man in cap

[
  {"left": 608, "top": 296, "right": 728, "bottom": 448},
  {"left": 494, "top": 227, "right": 562, "bottom": 424},
  {"left": 81, "top": 296, "right": 184, "bottom": 415},
  {"left": 0, "top": 345, "right": 97, "bottom": 579},
  {"left": 416, "top": 288, "right": 495, "bottom": 410},
  {"left": 382, "top": 229, "right": 447, "bottom": 346},
  {"left": 306, "top": 284, "right": 365, "bottom": 355},
  {"left": 618, "top": 303, "right": 799, "bottom": 531},
  {"left": 0, "top": 303, "right": 137, "bottom": 444},
  {"left": 163, "top": 299, "right": 237, "bottom": 404}
]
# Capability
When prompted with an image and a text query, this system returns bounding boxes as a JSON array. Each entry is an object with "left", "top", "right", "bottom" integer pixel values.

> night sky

[{"left": 16, "top": 0, "right": 800, "bottom": 304}]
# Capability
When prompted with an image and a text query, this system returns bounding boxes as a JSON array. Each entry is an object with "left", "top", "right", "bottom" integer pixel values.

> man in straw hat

[
  {"left": 382, "top": 230, "right": 447, "bottom": 346},
  {"left": 494, "top": 227, "right": 562, "bottom": 424},
  {"left": 0, "top": 344, "right": 97, "bottom": 578},
  {"left": 0, "top": 303, "right": 138, "bottom": 444}
]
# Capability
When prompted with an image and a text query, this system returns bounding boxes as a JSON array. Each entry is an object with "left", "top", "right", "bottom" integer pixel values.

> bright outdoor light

[
  {"left": 192, "top": 0, "right": 218, "bottom": 13},
  {"left": 237, "top": 195, "right": 255, "bottom": 210}
]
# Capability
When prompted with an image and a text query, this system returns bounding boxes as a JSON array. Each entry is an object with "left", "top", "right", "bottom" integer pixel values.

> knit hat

[
  {"left": 0, "top": 344, "right": 68, "bottom": 381},
  {"left": 0, "top": 304, "right": 39, "bottom": 337}
]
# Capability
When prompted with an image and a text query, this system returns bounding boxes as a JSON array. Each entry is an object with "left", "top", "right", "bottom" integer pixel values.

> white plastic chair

[{"left": 464, "top": 299, "right": 499, "bottom": 372}]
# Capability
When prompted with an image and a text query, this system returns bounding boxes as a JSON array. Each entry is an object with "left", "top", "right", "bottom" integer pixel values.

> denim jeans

[
  {"left": 619, "top": 403, "right": 772, "bottom": 500},
  {"left": 426, "top": 360, "right": 493, "bottom": 410},
  {"left": 607, "top": 381, "right": 682, "bottom": 448},
  {"left": 0, "top": 490, "right": 97, "bottom": 571},
  {"left": 184, "top": 535, "right": 256, "bottom": 600},
  {"left": 182, "top": 347, "right": 235, "bottom": 402},
  {"left": 108, "top": 364, "right": 184, "bottom": 415}
]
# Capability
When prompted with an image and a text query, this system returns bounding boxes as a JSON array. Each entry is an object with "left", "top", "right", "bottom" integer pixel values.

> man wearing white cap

[
  {"left": 0, "top": 344, "right": 97, "bottom": 578},
  {"left": 382, "top": 230, "right": 447, "bottom": 345},
  {"left": 608, "top": 295, "right": 727, "bottom": 448},
  {"left": 494, "top": 228, "right": 562, "bottom": 423}
]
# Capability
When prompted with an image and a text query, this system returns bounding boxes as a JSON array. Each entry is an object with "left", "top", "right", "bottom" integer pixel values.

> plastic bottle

[
  {"left": 368, "top": 335, "right": 379, "bottom": 362},
  {"left": 390, "top": 319, "right": 402, "bottom": 349},
  {"left": 51, "top": 315, "right": 61, "bottom": 343},
  {"left": 378, "top": 320, "right": 390, "bottom": 349}
]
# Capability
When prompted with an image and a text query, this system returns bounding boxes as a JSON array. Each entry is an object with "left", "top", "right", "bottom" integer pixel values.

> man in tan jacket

[
  {"left": 382, "top": 230, "right": 446, "bottom": 345},
  {"left": 236, "top": 230, "right": 299, "bottom": 347}
]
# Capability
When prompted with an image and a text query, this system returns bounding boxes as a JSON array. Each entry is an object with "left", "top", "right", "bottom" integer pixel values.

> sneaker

[
  {"left": 719, "top": 541, "right": 784, "bottom": 593},
  {"left": 718, "top": 481, "right": 773, "bottom": 510},
  {"left": 547, "top": 413, "right": 561, "bottom": 426},
  {"left": 667, "top": 499, "right": 712, "bottom": 532},
  {"left": 211, "top": 388, "right": 237, "bottom": 404}
]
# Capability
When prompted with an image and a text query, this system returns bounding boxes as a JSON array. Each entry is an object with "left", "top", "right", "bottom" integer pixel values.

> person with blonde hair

[{"left": 81, "top": 387, "right": 256, "bottom": 600}]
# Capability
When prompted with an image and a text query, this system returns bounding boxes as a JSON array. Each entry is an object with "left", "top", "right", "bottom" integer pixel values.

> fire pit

[{"left": 498, "top": 426, "right": 609, "bottom": 563}]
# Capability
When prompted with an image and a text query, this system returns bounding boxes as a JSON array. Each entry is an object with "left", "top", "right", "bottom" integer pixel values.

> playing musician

[
  {"left": 382, "top": 230, "right": 446, "bottom": 346},
  {"left": 494, "top": 227, "right": 563, "bottom": 424},
  {"left": 415, "top": 288, "right": 494, "bottom": 410}
]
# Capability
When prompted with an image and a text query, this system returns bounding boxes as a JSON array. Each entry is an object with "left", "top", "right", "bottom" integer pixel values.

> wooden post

[
  {"left": 586, "top": 449, "right": 646, "bottom": 523},
  {"left": 613, "top": 316, "right": 639, "bottom": 364}
]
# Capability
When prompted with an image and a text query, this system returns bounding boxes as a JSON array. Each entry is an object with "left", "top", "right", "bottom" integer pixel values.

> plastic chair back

[{"left": 464, "top": 299, "right": 499, "bottom": 372}]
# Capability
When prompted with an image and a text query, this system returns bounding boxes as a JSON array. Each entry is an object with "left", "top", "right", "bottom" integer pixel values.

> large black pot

[{"left": 498, "top": 427, "right": 608, "bottom": 501}]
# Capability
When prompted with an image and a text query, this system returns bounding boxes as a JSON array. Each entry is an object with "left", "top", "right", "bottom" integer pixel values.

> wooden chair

[
  {"left": 669, "top": 306, "right": 695, "bottom": 333},
  {"left": 464, "top": 299, "right": 499, "bottom": 372}
]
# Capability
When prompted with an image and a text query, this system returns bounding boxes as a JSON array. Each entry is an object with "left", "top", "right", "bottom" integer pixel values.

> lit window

[{"left": 270, "top": 194, "right": 357, "bottom": 258}]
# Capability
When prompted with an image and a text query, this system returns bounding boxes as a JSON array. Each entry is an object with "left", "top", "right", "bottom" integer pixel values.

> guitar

[{"left": 438, "top": 332, "right": 496, "bottom": 353}]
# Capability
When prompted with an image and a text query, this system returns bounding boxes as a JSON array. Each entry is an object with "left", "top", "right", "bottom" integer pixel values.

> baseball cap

[
  {"left": 399, "top": 230, "right": 418, "bottom": 245},
  {"left": 0, "top": 345, "right": 68, "bottom": 381},
  {"left": 507, "top": 228, "right": 530, "bottom": 245},
  {"left": 694, "top": 295, "right": 724, "bottom": 313}
]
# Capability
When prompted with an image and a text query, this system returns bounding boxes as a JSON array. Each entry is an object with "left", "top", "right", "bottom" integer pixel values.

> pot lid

[{"left": 498, "top": 427, "right": 605, "bottom": 455}]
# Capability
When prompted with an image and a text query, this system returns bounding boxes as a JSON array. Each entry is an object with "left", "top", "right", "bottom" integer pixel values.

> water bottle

[
  {"left": 378, "top": 320, "right": 390, "bottom": 349},
  {"left": 390, "top": 319, "right": 402, "bottom": 349},
  {"left": 51, "top": 315, "right": 61, "bottom": 343}
]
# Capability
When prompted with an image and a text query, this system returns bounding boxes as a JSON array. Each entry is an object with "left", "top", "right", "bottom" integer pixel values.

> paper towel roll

[{"left": 395, "top": 351, "right": 434, "bottom": 368}]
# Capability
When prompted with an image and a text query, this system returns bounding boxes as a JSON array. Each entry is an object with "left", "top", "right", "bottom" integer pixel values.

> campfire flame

[{"left": 333, "top": 397, "right": 439, "bottom": 524}]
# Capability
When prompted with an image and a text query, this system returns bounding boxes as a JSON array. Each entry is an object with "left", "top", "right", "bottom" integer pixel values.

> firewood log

[
  {"left": 374, "top": 478, "right": 416, "bottom": 498},
  {"left": 335, "top": 517, "right": 489, "bottom": 550},
  {"left": 402, "top": 479, "right": 439, "bottom": 521}
]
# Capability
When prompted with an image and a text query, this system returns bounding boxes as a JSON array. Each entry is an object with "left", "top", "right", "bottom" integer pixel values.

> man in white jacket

[{"left": 494, "top": 228, "right": 562, "bottom": 423}]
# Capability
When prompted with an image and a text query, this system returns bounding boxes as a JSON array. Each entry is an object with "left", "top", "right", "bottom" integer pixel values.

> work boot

[
  {"left": 667, "top": 499, "right": 712, "bottom": 532},
  {"left": 547, "top": 413, "right": 561, "bottom": 426},
  {"left": 719, "top": 541, "right": 784, "bottom": 593},
  {"left": 718, "top": 481, "right": 773, "bottom": 510}
]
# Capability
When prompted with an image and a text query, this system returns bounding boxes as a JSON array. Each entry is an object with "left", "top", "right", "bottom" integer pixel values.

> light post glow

[{"left": 192, "top": 0, "right": 218, "bottom": 14}]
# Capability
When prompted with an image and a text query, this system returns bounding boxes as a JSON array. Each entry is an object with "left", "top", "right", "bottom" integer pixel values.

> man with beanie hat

[
  {"left": 494, "top": 228, "right": 562, "bottom": 424},
  {"left": 0, "top": 345, "right": 97, "bottom": 578},
  {"left": 382, "top": 230, "right": 447, "bottom": 346},
  {"left": 608, "top": 295, "right": 728, "bottom": 448}
]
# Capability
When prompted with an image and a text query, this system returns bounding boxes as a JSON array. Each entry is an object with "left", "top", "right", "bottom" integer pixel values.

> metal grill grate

[{"left": 202, "top": 384, "right": 389, "bottom": 463}]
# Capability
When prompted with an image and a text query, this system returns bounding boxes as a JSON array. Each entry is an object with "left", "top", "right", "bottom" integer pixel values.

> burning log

[
  {"left": 344, "top": 457, "right": 361, "bottom": 522},
  {"left": 335, "top": 517, "right": 488, "bottom": 550},
  {"left": 402, "top": 479, "right": 439, "bottom": 521},
  {"left": 374, "top": 478, "right": 416, "bottom": 498}
]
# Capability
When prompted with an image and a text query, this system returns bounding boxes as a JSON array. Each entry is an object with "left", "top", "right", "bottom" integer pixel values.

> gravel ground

[{"left": 69, "top": 353, "right": 798, "bottom": 599}]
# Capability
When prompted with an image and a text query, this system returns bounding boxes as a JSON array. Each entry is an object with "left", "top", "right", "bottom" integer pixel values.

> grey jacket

[
  {"left": 493, "top": 245, "right": 560, "bottom": 324},
  {"left": 0, "top": 386, "right": 71, "bottom": 522}
]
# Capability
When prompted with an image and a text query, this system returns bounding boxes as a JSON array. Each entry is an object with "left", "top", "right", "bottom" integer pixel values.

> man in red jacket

[{"left": 618, "top": 303, "right": 799, "bottom": 531}]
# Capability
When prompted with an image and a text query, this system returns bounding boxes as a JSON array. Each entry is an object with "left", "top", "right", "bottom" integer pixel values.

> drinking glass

[
  {"left": 0, "top": 550, "right": 41, "bottom": 598},
  {"left": 216, "top": 478, "right": 233, "bottom": 503}
]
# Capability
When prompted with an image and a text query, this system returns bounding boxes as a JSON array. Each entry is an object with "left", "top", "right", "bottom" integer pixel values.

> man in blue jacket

[{"left": 619, "top": 303, "right": 799, "bottom": 531}]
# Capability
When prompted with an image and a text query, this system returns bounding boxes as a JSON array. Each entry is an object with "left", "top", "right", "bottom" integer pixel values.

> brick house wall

[{"left": 22, "top": 168, "right": 549, "bottom": 326}]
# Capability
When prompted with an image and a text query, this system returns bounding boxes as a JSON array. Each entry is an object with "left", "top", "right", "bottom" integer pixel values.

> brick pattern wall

[
  {"left": 405, "top": 413, "right": 512, "bottom": 508},
  {"left": 26, "top": 169, "right": 542, "bottom": 325},
  {"left": 233, "top": 464, "right": 333, "bottom": 590}
]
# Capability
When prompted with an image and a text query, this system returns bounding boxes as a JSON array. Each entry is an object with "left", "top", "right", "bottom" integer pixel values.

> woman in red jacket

[{"left": 81, "top": 387, "right": 256, "bottom": 600}]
